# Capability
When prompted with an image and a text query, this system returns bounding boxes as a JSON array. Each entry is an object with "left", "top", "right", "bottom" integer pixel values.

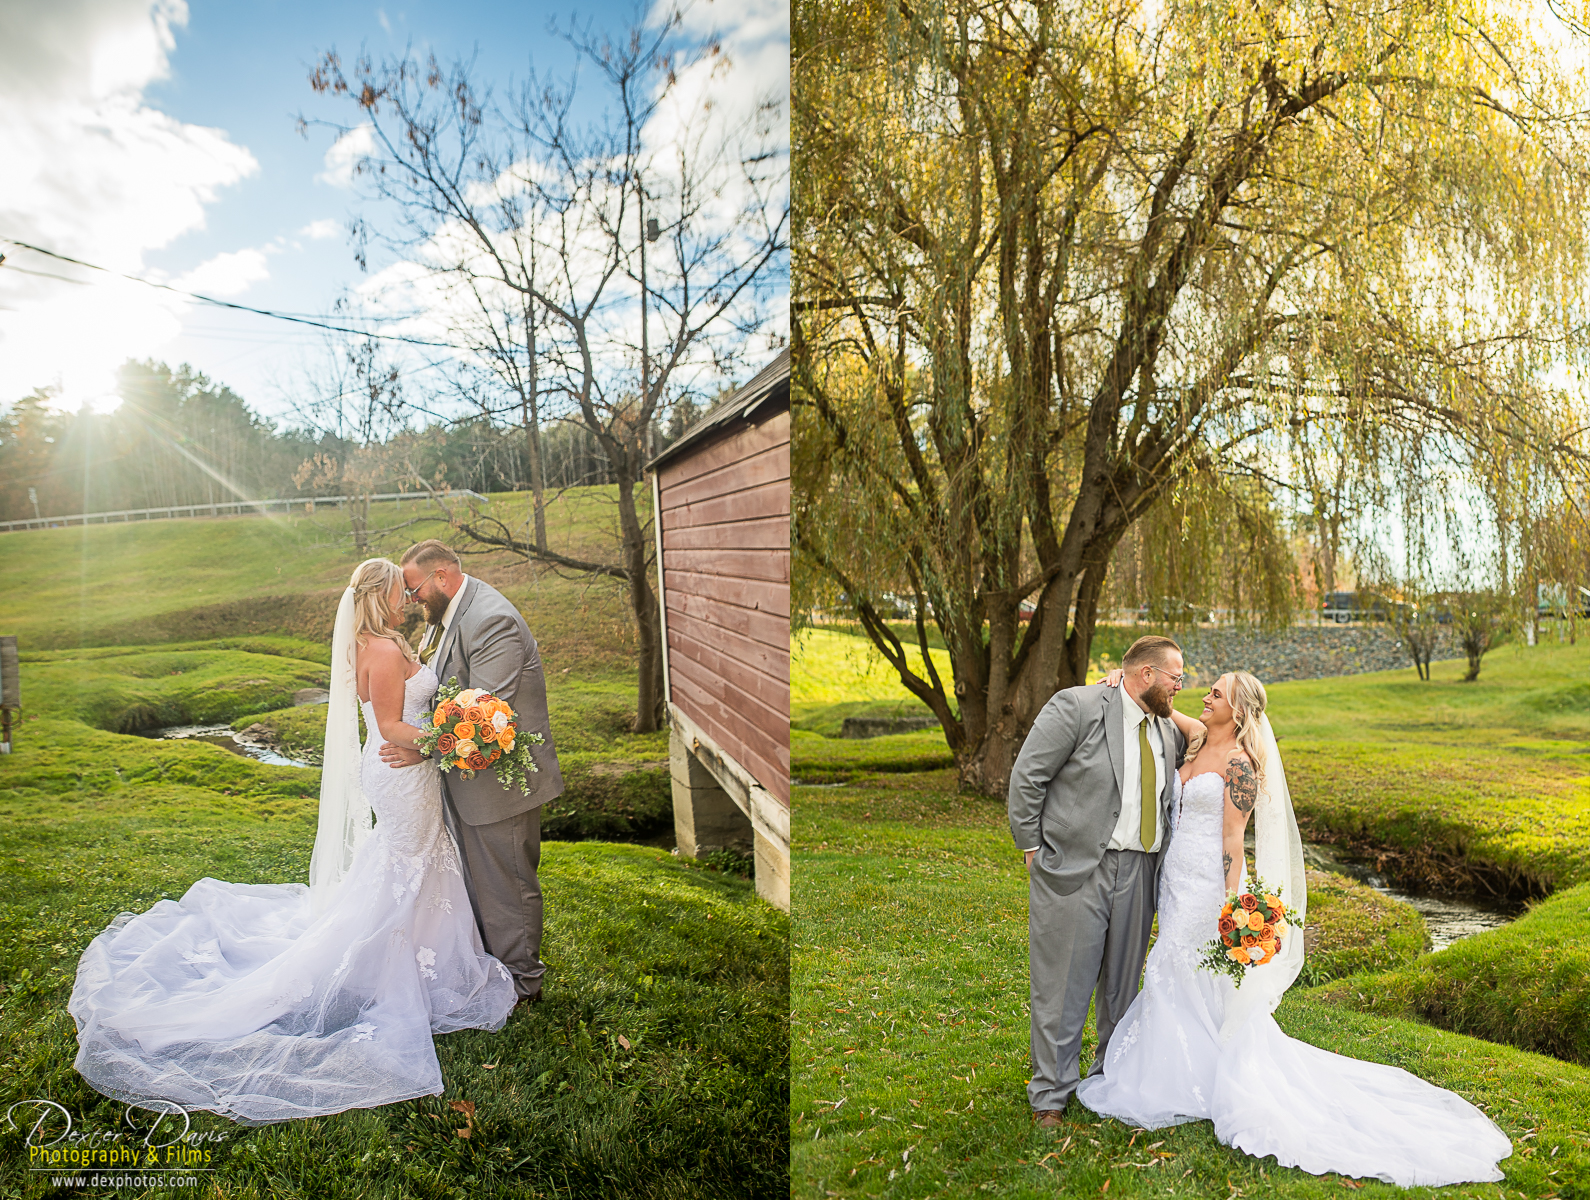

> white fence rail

[{"left": 0, "top": 490, "right": 490, "bottom": 534}]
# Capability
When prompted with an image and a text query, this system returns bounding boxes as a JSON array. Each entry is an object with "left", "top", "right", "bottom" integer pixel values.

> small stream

[
  {"left": 137, "top": 723, "right": 311, "bottom": 769},
  {"left": 1304, "top": 842, "right": 1523, "bottom": 951}
]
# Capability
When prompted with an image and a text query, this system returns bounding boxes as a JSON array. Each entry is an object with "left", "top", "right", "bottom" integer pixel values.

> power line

[{"left": 0, "top": 238, "right": 459, "bottom": 349}]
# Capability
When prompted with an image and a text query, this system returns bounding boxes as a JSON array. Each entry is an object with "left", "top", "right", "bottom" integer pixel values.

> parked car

[
  {"left": 1537, "top": 583, "right": 1590, "bottom": 618},
  {"left": 1320, "top": 592, "right": 1408, "bottom": 623}
]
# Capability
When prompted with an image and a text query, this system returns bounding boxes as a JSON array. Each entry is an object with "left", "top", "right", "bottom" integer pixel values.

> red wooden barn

[{"left": 647, "top": 351, "right": 790, "bottom": 910}]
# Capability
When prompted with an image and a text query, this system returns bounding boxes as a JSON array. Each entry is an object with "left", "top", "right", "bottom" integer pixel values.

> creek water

[
  {"left": 1304, "top": 843, "right": 1523, "bottom": 952},
  {"left": 139, "top": 723, "right": 311, "bottom": 769}
]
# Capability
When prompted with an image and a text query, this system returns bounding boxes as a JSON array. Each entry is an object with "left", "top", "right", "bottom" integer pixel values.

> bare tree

[{"left": 308, "top": 11, "right": 788, "bottom": 729}]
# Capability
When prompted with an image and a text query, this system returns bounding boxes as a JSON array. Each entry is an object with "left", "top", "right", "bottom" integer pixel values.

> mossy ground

[{"left": 790, "top": 631, "right": 1590, "bottom": 1198}]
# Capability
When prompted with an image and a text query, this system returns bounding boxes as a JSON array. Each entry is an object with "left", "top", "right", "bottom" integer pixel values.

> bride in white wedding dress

[
  {"left": 70, "top": 559, "right": 516, "bottom": 1124},
  {"left": 1075, "top": 670, "right": 1511, "bottom": 1186}
]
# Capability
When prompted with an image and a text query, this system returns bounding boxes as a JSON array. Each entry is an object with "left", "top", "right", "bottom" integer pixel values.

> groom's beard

[
  {"left": 1141, "top": 681, "right": 1175, "bottom": 719},
  {"left": 420, "top": 593, "right": 448, "bottom": 625}
]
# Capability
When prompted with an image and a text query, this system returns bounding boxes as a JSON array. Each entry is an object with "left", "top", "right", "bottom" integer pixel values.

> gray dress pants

[
  {"left": 1028, "top": 848, "right": 1157, "bottom": 1112},
  {"left": 442, "top": 788, "right": 547, "bottom": 999}
]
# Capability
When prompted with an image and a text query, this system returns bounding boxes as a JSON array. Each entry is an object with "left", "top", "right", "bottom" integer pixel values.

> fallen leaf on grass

[
  {"left": 617, "top": 1034, "right": 632, "bottom": 1051},
  {"left": 481, "top": 1063, "right": 497, "bottom": 1070}
]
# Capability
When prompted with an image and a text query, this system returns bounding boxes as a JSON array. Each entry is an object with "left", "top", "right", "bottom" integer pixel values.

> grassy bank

[
  {"left": 0, "top": 646, "right": 786, "bottom": 1198},
  {"left": 1311, "top": 881, "right": 1590, "bottom": 1066},
  {"left": 792, "top": 772, "right": 1584, "bottom": 1198},
  {"left": 0, "top": 488, "right": 646, "bottom": 675},
  {"left": 795, "top": 628, "right": 1590, "bottom": 897}
]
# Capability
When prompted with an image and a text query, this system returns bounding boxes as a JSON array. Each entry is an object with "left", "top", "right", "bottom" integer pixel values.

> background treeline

[{"left": 0, "top": 361, "right": 703, "bottom": 521}]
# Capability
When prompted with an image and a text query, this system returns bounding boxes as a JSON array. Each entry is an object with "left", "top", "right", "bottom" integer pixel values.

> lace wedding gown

[
  {"left": 1076, "top": 772, "right": 1511, "bottom": 1186},
  {"left": 70, "top": 664, "right": 516, "bottom": 1124}
]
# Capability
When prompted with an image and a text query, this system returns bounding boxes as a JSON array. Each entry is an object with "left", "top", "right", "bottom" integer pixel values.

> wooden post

[{"left": 0, "top": 635, "right": 17, "bottom": 754}]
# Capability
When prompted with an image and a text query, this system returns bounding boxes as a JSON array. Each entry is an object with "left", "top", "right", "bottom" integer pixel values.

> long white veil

[
  {"left": 1219, "top": 711, "right": 1307, "bottom": 1042},
  {"left": 308, "top": 586, "right": 373, "bottom": 912}
]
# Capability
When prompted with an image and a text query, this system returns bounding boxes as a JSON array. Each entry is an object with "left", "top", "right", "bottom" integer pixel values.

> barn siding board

[
  {"left": 668, "top": 628, "right": 789, "bottom": 714},
  {"left": 663, "top": 572, "right": 789, "bottom": 620},
  {"left": 663, "top": 548, "right": 788, "bottom": 583},
  {"left": 662, "top": 482, "right": 789, "bottom": 530},
  {"left": 662, "top": 516, "right": 789, "bottom": 552},
  {"left": 658, "top": 448, "right": 790, "bottom": 512},
  {"left": 665, "top": 586, "right": 789, "bottom": 644},
  {"left": 671, "top": 672, "right": 789, "bottom": 806},
  {"left": 670, "top": 665, "right": 786, "bottom": 772},
  {"left": 654, "top": 369, "right": 789, "bottom": 813},
  {"left": 658, "top": 411, "right": 790, "bottom": 489},
  {"left": 670, "top": 650, "right": 787, "bottom": 750},
  {"left": 667, "top": 609, "right": 789, "bottom": 683}
]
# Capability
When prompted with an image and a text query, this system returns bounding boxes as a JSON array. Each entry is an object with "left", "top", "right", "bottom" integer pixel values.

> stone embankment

[{"left": 1168, "top": 625, "right": 1461, "bottom": 687}]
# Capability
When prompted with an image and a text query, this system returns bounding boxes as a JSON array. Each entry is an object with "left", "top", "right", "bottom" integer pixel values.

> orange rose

[
  {"left": 1230, "top": 947, "right": 1251, "bottom": 965},
  {"left": 463, "top": 704, "right": 487, "bottom": 725},
  {"left": 1240, "top": 894, "right": 1260, "bottom": 912},
  {"left": 445, "top": 702, "right": 465, "bottom": 720},
  {"left": 1246, "top": 910, "right": 1263, "bottom": 931},
  {"left": 486, "top": 747, "right": 501, "bottom": 763},
  {"left": 1217, "top": 915, "right": 1237, "bottom": 936},
  {"left": 436, "top": 733, "right": 457, "bottom": 755},
  {"left": 454, "top": 721, "right": 477, "bottom": 741},
  {"left": 432, "top": 710, "right": 447, "bottom": 727},
  {"left": 466, "top": 750, "right": 489, "bottom": 770},
  {"left": 1241, "top": 934, "right": 1258, "bottom": 948},
  {"left": 502, "top": 722, "right": 517, "bottom": 739},
  {"left": 1259, "top": 923, "right": 1275, "bottom": 940}
]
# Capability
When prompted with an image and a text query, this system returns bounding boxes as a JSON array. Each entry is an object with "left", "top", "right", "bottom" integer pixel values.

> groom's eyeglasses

[
  {"left": 403, "top": 570, "right": 438, "bottom": 602},
  {"left": 1148, "top": 665, "right": 1186, "bottom": 686}
]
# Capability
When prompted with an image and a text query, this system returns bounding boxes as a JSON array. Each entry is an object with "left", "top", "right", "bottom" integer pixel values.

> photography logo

[{"left": 9, "top": 1099, "right": 228, "bottom": 1190}]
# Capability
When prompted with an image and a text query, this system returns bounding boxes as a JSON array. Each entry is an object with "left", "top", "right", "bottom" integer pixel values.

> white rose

[
  {"left": 492, "top": 711, "right": 509, "bottom": 732},
  {"left": 455, "top": 740, "right": 478, "bottom": 758},
  {"left": 455, "top": 688, "right": 480, "bottom": 705}
]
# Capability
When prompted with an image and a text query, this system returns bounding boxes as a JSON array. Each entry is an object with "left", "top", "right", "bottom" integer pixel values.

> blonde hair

[
  {"left": 1187, "top": 670, "right": 1268, "bottom": 784},
  {"left": 349, "top": 558, "right": 416, "bottom": 661}
]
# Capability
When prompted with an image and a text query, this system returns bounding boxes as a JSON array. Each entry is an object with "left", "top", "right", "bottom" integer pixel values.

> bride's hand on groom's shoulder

[
  {"left": 1098, "top": 669, "right": 1124, "bottom": 688},
  {"left": 379, "top": 741, "right": 425, "bottom": 769}
]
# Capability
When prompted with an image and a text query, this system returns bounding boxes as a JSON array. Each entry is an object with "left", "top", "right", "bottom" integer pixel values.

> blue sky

[{"left": 0, "top": 0, "right": 788, "bottom": 422}]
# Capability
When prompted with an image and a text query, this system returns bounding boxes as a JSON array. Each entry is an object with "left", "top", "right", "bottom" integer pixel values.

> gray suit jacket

[
  {"left": 1008, "top": 683, "right": 1185, "bottom": 896},
  {"left": 431, "top": 578, "right": 564, "bottom": 826}
]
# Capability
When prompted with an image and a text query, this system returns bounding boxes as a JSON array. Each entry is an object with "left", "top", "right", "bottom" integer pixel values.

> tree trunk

[{"left": 615, "top": 469, "right": 666, "bottom": 732}]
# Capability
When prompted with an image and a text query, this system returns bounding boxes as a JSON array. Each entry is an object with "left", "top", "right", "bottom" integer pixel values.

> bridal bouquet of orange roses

[
  {"left": 416, "top": 677, "right": 544, "bottom": 794},
  {"left": 1199, "top": 877, "right": 1299, "bottom": 981}
]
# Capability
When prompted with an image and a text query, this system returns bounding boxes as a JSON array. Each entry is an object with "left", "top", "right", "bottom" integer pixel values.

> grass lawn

[
  {"left": 790, "top": 634, "right": 1590, "bottom": 1198},
  {"left": 0, "top": 646, "right": 786, "bottom": 1198},
  {"left": 792, "top": 772, "right": 1588, "bottom": 1199},
  {"left": 0, "top": 499, "right": 787, "bottom": 1198}
]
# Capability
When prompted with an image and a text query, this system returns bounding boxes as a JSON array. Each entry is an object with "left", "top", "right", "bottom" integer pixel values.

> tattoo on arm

[
  {"left": 1223, "top": 851, "right": 1233, "bottom": 879},
  {"left": 1226, "top": 757, "right": 1258, "bottom": 813}
]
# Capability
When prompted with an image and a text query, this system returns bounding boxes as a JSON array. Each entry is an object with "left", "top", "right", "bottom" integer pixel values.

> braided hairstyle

[{"left": 348, "top": 558, "right": 417, "bottom": 662}]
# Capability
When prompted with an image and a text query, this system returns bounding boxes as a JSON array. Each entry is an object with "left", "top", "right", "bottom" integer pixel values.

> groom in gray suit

[
  {"left": 382, "top": 539, "right": 564, "bottom": 1003},
  {"left": 1008, "top": 635, "right": 1186, "bottom": 1125}
]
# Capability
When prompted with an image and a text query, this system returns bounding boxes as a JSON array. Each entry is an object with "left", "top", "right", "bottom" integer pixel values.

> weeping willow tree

[{"left": 793, "top": 0, "right": 1590, "bottom": 793}]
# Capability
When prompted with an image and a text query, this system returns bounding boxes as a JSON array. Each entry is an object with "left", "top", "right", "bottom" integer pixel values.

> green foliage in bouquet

[
  {"left": 1199, "top": 876, "right": 1302, "bottom": 983},
  {"left": 416, "top": 676, "right": 544, "bottom": 795}
]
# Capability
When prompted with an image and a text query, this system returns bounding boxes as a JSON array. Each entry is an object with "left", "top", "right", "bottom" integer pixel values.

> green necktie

[
  {"left": 1139, "top": 719, "right": 1157, "bottom": 851},
  {"left": 419, "top": 624, "right": 442, "bottom": 665}
]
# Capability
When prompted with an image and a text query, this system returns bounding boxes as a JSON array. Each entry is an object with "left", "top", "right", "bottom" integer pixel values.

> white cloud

[
  {"left": 0, "top": 0, "right": 258, "bottom": 410},
  {"left": 174, "top": 247, "right": 270, "bottom": 297},
  {"left": 318, "top": 124, "right": 376, "bottom": 189},
  {"left": 300, "top": 218, "right": 341, "bottom": 240}
]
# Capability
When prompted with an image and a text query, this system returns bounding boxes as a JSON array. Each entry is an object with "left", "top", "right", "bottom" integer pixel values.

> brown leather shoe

[{"left": 1033, "top": 1109, "right": 1065, "bottom": 1129}]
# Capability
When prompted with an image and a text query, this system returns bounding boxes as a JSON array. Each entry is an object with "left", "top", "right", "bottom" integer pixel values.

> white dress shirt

[
  {"left": 1021, "top": 688, "right": 1167, "bottom": 855},
  {"left": 1110, "top": 695, "right": 1165, "bottom": 853}
]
